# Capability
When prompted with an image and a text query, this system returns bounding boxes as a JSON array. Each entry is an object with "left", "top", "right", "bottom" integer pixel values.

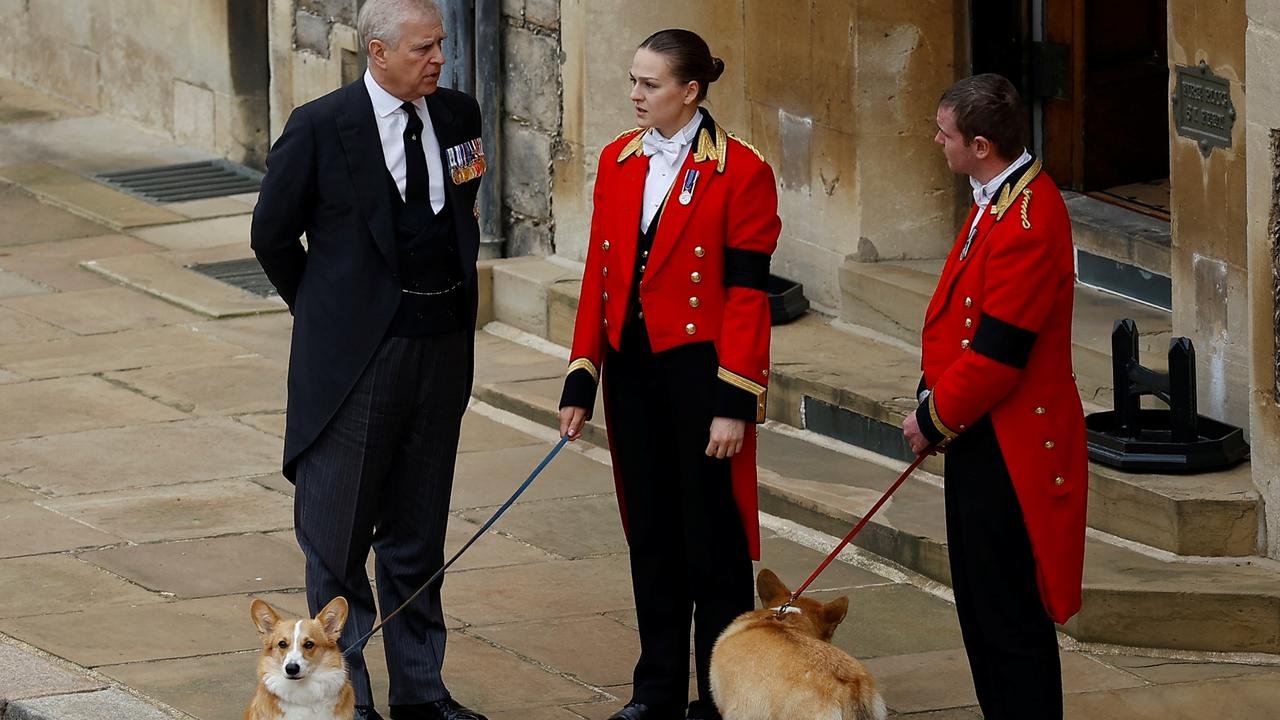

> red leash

[{"left": 778, "top": 449, "right": 932, "bottom": 613}]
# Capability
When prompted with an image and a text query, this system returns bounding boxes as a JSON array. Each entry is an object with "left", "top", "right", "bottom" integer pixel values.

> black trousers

[
  {"left": 944, "top": 418, "right": 1063, "bottom": 719},
  {"left": 604, "top": 328, "right": 754, "bottom": 718},
  {"left": 294, "top": 331, "right": 471, "bottom": 707}
]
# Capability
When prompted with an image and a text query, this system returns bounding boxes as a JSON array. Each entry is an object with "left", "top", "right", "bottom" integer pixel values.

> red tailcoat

[
  {"left": 564, "top": 121, "right": 782, "bottom": 560},
  {"left": 914, "top": 160, "right": 1088, "bottom": 623}
]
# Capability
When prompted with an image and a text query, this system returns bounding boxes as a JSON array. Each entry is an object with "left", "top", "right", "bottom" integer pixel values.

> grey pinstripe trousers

[{"left": 294, "top": 331, "right": 471, "bottom": 707}]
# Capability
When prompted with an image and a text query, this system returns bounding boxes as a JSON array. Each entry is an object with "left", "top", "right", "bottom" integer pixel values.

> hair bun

[{"left": 709, "top": 57, "right": 725, "bottom": 83}]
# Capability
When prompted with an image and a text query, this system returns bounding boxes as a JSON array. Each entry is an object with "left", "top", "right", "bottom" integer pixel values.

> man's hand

[
  {"left": 902, "top": 412, "right": 931, "bottom": 456},
  {"left": 706, "top": 417, "right": 746, "bottom": 459},
  {"left": 560, "top": 406, "right": 588, "bottom": 440}
]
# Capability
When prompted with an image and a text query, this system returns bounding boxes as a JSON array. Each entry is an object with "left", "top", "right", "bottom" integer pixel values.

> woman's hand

[
  {"left": 560, "top": 406, "right": 588, "bottom": 440},
  {"left": 706, "top": 417, "right": 746, "bottom": 459}
]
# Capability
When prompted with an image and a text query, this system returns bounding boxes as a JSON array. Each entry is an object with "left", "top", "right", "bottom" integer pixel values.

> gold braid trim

[
  {"left": 991, "top": 158, "right": 1042, "bottom": 221},
  {"left": 615, "top": 129, "right": 645, "bottom": 163},
  {"left": 566, "top": 358, "right": 599, "bottom": 383},
  {"left": 1020, "top": 188, "right": 1033, "bottom": 230},
  {"left": 727, "top": 131, "right": 765, "bottom": 163},
  {"left": 613, "top": 127, "right": 642, "bottom": 142},
  {"left": 718, "top": 367, "right": 769, "bottom": 423},
  {"left": 927, "top": 393, "right": 960, "bottom": 442}
]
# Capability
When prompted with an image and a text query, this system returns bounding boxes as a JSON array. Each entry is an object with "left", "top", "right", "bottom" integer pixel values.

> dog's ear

[
  {"left": 756, "top": 569, "right": 792, "bottom": 606},
  {"left": 250, "top": 598, "right": 280, "bottom": 636},
  {"left": 316, "top": 596, "right": 349, "bottom": 642},
  {"left": 818, "top": 595, "right": 850, "bottom": 640}
]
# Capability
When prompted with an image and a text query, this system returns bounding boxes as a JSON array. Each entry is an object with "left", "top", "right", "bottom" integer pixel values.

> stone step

[
  {"left": 469, "top": 325, "right": 1280, "bottom": 655},
  {"left": 485, "top": 257, "right": 1259, "bottom": 557}
]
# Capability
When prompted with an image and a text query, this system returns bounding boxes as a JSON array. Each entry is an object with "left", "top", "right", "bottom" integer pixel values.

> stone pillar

[
  {"left": 1246, "top": 0, "right": 1280, "bottom": 558},
  {"left": 1167, "top": 0, "right": 1250, "bottom": 431},
  {"left": 267, "top": 0, "right": 361, "bottom": 143}
]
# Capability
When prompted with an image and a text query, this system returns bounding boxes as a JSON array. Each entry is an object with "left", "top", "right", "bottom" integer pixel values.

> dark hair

[
  {"left": 939, "top": 73, "right": 1026, "bottom": 160},
  {"left": 639, "top": 29, "right": 724, "bottom": 101}
]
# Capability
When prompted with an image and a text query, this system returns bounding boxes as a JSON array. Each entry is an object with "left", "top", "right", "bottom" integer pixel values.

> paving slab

[
  {"left": 806, "top": 585, "right": 965, "bottom": 660},
  {"left": 470, "top": 615, "right": 642, "bottom": 688},
  {"left": 0, "top": 111, "right": 206, "bottom": 173},
  {"left": 442, "top": 517, "right": 558, "bottom": 572},
  {"left": 0, "top": 163, "right": 186, "bottom": 229},
  {"left": 0, "top": 234, "right": 161, "bottom": 292},
  {"left": 0, "top": 286, "right": 200, "bottom": 335},
  {"left": 0, "top": 324, "right": 251, "bottom": 379},
  {"left": 473, "top": 330, "right": 568, "bottom": 385},
  {"left": 0, "top": 368, "right": 26, "bottom": 383},
  {"left": 442, "top": 556, "right": 636, "bottom": 626},
  {"left": 98, "top": 651, "right": 257, "bottom": 720},
  {"left": 0, "top": 77, "right": 89, "bottom": 124},
  {"left": 105, "top": 356, "right": 288, "bottom": 417},
  {"left": 0, "top": 592, "right": 307, "bottom": 667},
  {"left": 37, "top": 478, "right": 295, "bottom": 544},
  {"left": 188, "top": 313, "right": 293, "bottom": 362},
  {"left": 0, "top": 641, "right": 105, "bottom": 701},
  {"left": 129, "top": 215, "right": 253, "bottom": 252},
  {"left": 755, "top": 535, "right": 890, "bottom": 592},
  {"left": 1063, "top": 673, "right": 1280, "bottom": 719},
  {"left": 1090, "top": 653, "right": 1280, "bottom": 684},
  {"left": 474, "top": 376, "right": 608, "bottom": 447},
  {"left": 0, "top": 182, "right": 107, "bottom": 247},
  {"left": 458, "top": 411, "right": 544, "bottom": 454},
  {"left": 0, "top": 500, "right": 121, "bottom": 557},
  {"left": 0, "top": 267, "right": 49, "bottom": 298},
  {"left": 460, "top": 495, "right": 628, "bottom": 559},
  {"left": 236, "top": 413, "right": 285, "bottom": 439},
  {"left": 0, "top": 418, "right": 283, "bottom": 496},
  {"left": 84, "top": 251, "right": 285, "bottom": 318},
  {"left": 451, "top": 443, "right": 616, "bottom": 510},
  {"left": 0, "top": 306, "right": 73, "bottom": 344},
  {"left": 443, "top": 631, "right": 606, "bottom": 712},
  {"left": 80, "top": 534, "right": 306, "bottom": 599},
  {"left": 0, "top": 478, "right": 39, "bottom": 503},
  {"left": 161, "top": 196, "right": 254, "bottom": 220},
  {"left": 3, "top": 687, "right": 175, "bottom": 720},
  {"left": 0, "top": 555, "right": 162, "bottom": 619}
]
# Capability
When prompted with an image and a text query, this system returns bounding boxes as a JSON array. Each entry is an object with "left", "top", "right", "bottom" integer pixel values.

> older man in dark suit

[{"left": 250, "top": 1, "right": 488, "bottom": 718}]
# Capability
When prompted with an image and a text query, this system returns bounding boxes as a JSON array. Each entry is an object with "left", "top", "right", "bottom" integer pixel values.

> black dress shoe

[
  {"left": 390, "top": 697, "right": 488, "bottom": 720},
  {"left": 355, "top": 707, "right": 386, "bottom": 720},
  {"left": 608, "top": 703, "right": 681, "bottom": 720}
]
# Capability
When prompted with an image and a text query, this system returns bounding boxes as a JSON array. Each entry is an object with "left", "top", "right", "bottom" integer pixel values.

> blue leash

[{"left": 343, "top": 436, "right": 570, "bottom": 657}]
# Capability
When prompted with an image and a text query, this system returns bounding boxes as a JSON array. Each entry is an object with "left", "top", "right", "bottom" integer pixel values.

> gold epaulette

[
  {"left": 991, "top": 158, "right": 1042, "bottom": 222},
  {"left": 727, "top": 131, "right": 765, "bottom": 163},
  {"left": 615, "top": 128, "right": 645, "bottom": 163},
  {"left": 693, "top": 125, "right": 729, "bottom": 173}
]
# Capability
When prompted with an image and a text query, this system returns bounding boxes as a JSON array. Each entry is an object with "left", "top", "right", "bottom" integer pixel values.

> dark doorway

[
  {"left": 227, "top": 0, "right": 272, "bottom": 169},
  {"left": 972, "top": 0, "right": 1169, "bottom": 215}
]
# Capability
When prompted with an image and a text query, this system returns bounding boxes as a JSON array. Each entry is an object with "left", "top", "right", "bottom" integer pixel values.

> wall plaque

[{"left": 1172, "top": 61, "right": 1236, "bottom": 156}]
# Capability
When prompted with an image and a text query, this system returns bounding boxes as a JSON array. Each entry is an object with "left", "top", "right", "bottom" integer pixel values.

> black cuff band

[
  {"left": 914, "top": 401, "right": 947, "bottom": 447},
  {"left": 715, "top": 380, "right": 759, "bottom": 422},
  {"left": 972, "top": 312, "right": 1037, "bottom": 369},
  {"left": 724, "top": 248, "right": 771, "bottom": 291},
  {"left": 559, "top": 368, "right": 598, "bottom": 417}
]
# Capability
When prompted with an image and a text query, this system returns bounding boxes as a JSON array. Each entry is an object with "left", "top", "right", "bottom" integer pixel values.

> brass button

[
  {"left": 602, "top": 266, "right": 608, "bottom": 277},
  {"left": 638, "top": 310, "right": 644, "bottom": 319},
  {"left": 603, "top": 318, "right": 609, "bottom": 328},
  {"left": 959, "top": 424, "right": 967, "bottom": 431},
  {"left": 639, "top": 264, "right": 646, "bottom": 273},
  {"left": 1035, "top": 406, "right": 1046, "bottom": 415},
  {"left": 960, "top": 339, "right": 970, "bottom": 349},
  {"left": 642, "top": 250, "right": 649, "bottom": 258},
  {"left": 689, "top": 296, "right": 700, "bottom": 308},
  {"left": 694, "top": 246, "right": 705, "bottom": 257},
  {"left": 964, "top": 296, "right": 973, "bottom": 308},
  {"left": 1071, "top": 372, "right": 1077, "bottom": 381},
  {"left": 1044, "top": 440, "right": 1055, "bottom": 449},
  {"left": 602, "top": 240, "right": 610, "bottom": 251},
  {"left": 691, "top": 272, "right": 702, "bottom": 284},
  {"left": 762, "top": 369, "right": 769, "bottom": 377},
  {"left": 1054, "top": 476, "right": 1065, "bottom": 486},
  {"left": 964, "top": 318, "right": 973, "bottom": 328},
  {"left": 602, "top": 292, "right": 609, "bottom": 302},
  {"left": 686, "top": 323, "right": 696, "bottom": 335}
]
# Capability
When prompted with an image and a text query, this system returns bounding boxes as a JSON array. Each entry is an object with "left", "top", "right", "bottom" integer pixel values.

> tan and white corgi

[
  {"left": 246, "top": 596, "right": 356, "bottom": 720},
  {"left": 709, "top": 569, "right": 886, "bottom": 720}
]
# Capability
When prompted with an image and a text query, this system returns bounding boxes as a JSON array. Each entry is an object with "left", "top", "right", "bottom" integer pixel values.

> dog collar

[{"left": 769, "top": 606, "right": 802, "bottom": 614}]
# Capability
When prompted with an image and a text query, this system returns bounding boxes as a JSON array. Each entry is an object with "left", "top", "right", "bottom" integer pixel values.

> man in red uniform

[{"left": 901, "top": 74, "right": 1088, "bottom": 719}]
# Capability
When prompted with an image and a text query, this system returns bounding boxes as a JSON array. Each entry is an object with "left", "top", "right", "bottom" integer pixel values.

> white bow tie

[{"left": 642, "top": 131, "right": 687, "bottom": 164}]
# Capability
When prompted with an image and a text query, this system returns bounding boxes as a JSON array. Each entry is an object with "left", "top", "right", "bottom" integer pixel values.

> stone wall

[
  {"left": 0, "top": 0, "right": 271, "bottom": 167},
  {"left": 555, "top": 0, "right": 962, "bottom": 311},
  {"left": 1168, "top": 0, "right": 1251, "bottom": 431},
  {"left": 500, "top": 0, "right": 562, "bottom": 256},
  {"left": 1246, "top": 0, "right": 1280, "bottom": 557},
  {"left": 266, "top": 0, "right": 361, "bottom": 145}
]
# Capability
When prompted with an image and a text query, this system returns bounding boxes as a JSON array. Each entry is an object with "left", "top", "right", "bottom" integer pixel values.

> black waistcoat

[{"left": 384, "top": 171, "right": 466, "bottom": 337}]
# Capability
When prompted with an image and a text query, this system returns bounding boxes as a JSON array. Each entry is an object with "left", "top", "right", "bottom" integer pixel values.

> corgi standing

[
  {"left": 246, "top": 596, "right": 356, "bottom": 720},
  {"left": 709, "top": 570, "right": 886, "bottom": 720}
]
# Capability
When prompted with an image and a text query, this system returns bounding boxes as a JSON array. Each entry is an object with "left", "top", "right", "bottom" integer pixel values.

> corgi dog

[
  {"left": 709, "top": 569, "right": 886, "bottom": 720},
  {"left": 246, "top": 596, "right": 356, "bottom": 720}
]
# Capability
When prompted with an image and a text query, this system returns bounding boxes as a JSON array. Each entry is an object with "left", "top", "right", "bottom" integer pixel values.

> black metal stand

[
  {"left": 1085, "top": 319, "right": 1249, "bottom": 473},
  {"left": 768, "top": 274, "right": 809, "bottom": 325}
]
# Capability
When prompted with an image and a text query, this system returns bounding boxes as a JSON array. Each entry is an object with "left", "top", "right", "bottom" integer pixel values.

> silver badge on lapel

[
  {"left": 678, "top": 169, "right": 699, "bottom": 205},
  {"left": 446, "top": 137, "right": 487, "bottom": 185}
]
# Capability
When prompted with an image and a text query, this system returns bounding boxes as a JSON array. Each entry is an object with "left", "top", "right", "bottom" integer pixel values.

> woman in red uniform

[{"left": 557, "top": 29, "right": 781, "bottom": 720}]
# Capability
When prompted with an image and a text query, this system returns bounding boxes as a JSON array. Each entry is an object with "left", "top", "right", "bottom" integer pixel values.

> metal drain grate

[
  {"left": 95, "top": 160, "right": 263, "bottom": 203},
  {"left": 188, "top": 258, "right": 276, "bottom": 298}
]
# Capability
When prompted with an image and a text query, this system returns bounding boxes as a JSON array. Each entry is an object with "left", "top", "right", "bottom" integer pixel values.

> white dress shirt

[
  {"left": 364, "top": 70, "right": 446, "bottom": 213},
  {"left": 965, "top": 149, "right": 1032, "bottom": 240},
  {"left": 640, "top": 109, "right": 704, "bottom": 232}
]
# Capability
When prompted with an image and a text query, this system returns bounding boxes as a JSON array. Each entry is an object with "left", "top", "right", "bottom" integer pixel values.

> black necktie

[{"left": 401, "top": 101, "right": 429, "bottom": 205}]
